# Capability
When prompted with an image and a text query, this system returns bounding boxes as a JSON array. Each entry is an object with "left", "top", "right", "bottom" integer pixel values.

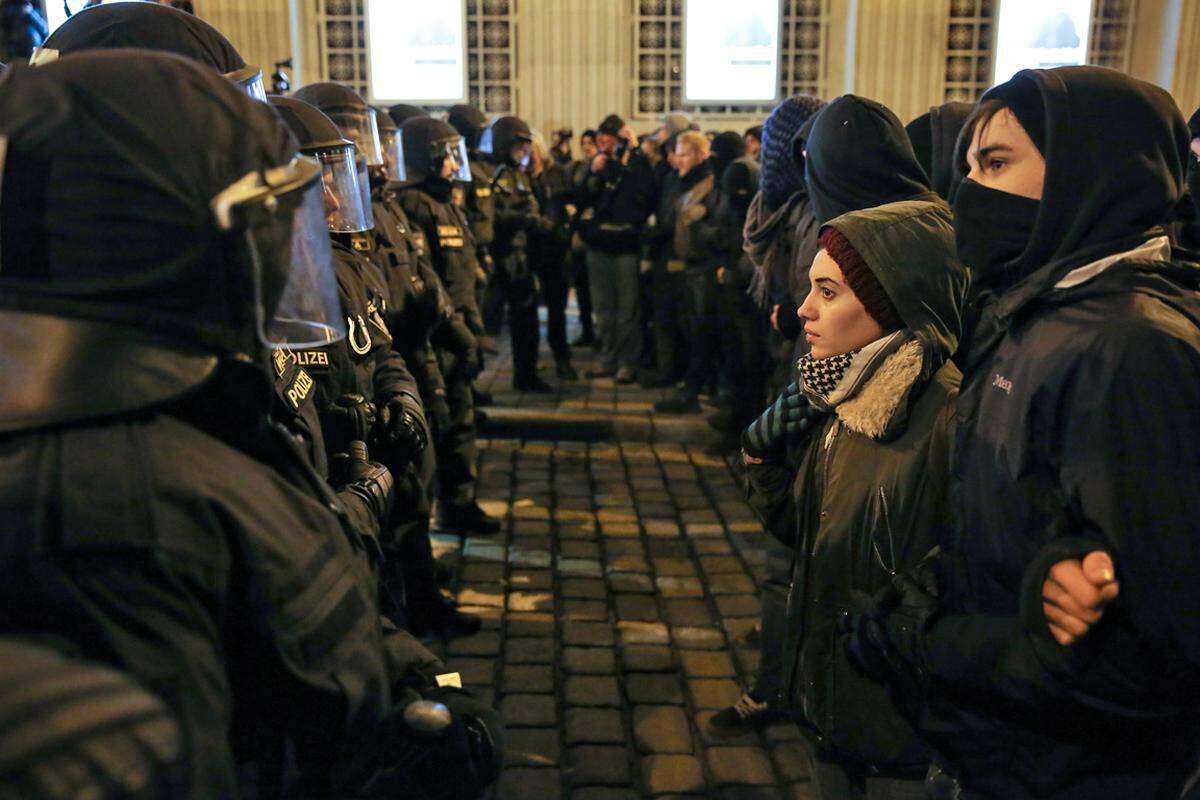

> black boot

[{"left": 437, "top": 502, "right": 503, "bottom": 535}]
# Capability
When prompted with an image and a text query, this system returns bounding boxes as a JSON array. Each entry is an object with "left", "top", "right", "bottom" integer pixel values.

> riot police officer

[
  {"left": 270, "top": 95, "right": 449, "bottom": 627},
  {"left": 29, "top": 0, "right": 267, "bottom": 98},
  {"left": 0, "top": 51, "right": 501, "bottom": 799},
  {"left": 23, "top": 0, "right": 399, "bottom": 551},
  {"left": 395, "top": 116, "right": 502, "bottom": 536},
  {"left": 481, "top": 115, "right": 552, "bottom": 392}
]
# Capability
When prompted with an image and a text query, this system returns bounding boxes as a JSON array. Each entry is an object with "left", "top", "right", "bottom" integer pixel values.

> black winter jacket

[
  {"left": 874, "top": 67, "right": 1200, "bottom": 800},
  {"left": 572, "top": 151, "right": 658, "bottom": 253}
]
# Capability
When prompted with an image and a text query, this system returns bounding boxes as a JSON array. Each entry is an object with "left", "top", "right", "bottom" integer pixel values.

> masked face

[
  {"left": 798, "top": 249, "right": 886, "bottom": 359},
  {"left": 954, "top": 106, "right": 1046, "bottom": 293}
]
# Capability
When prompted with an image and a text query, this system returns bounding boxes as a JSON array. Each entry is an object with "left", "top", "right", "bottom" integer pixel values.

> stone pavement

[{"left": 427, "top": 309, "right": 817, "bottom": 799}]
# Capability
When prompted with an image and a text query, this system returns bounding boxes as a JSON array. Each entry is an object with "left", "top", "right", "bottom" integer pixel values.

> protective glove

[
  {"left": 330, "top": 440, "right": 395, "bottom": 528},
  {"left": 322, "top": 393, "right": 378, "bottom": 453},
  {"left": 742, "top": 382, "right": 822, "bottom": 456},
  {"left": 360, "top": 686, "right": 503, "bottom": 800},
  {"left": 842, "top": 550, "right": 943, "bottom": 694},
  {"left": 374, "top": 397, "right": 428, "bottom": 467}
]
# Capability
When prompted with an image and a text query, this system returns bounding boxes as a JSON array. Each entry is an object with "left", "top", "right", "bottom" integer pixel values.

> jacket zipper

[
  {"left": 789, "top": 419, "right": 841, "bottom": 721},
  {"left": 872, "top": 486, "right": 897, "bottom": 576}
]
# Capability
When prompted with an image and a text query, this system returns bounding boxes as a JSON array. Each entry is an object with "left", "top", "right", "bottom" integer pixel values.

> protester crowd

[{"left": 2, "top": 1, "right": 1200, "bottom": 799}]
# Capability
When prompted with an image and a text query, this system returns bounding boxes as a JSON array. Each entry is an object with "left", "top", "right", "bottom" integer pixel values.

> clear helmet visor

[
  {"left": 355, "top": 157, "right": 376, "bottom": 229},
  {"left": 379, "top": 128, "right": 407, "bottom": 182},
  {"left": 315, "top": 146, "right": 373, "bottom": 233},
  {"left": 210, "top": 158, "right": 346, "bottom": 349},
  {"left": 259, "top": 178, "right": 346, "bottom": 347},
  {"left": 329, "top": 108, "right": 385, "bottom": 167},
  {"left": 224, "top": 67, "right": 268, "bottom": 102},
  {"left": 477, "top": 126, "right": 494, "bottom": 156},
  {"left": 439, "top": 138, "right": 472, "bottom": 182}
]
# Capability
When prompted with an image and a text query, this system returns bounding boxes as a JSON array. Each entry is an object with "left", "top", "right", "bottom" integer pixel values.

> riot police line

[{"left": 0, "top": 3, "right": 511, "bottom": 797}]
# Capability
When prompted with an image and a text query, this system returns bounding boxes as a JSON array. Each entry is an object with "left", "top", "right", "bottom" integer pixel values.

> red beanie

[{"left": 818, "top": 226, "right": 904, "bottom": 332}]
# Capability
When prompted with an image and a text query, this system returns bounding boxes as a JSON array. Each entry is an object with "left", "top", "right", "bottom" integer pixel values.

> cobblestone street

[{"left": 426, "top": 310, "right": 817, "bottom": 800}]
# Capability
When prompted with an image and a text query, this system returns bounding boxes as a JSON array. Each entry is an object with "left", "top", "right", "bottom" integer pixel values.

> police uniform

[
  {"left": 490, "top": 161, "right": 543, "bottom": 386},
  {"left": 396, "top": 185, "right": 482, "bottom": 512}
]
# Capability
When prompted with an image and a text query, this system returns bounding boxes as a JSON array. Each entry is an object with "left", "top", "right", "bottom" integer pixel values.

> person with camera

[{"left": 571, "top": 113, "right": 658, "bottom": 383}]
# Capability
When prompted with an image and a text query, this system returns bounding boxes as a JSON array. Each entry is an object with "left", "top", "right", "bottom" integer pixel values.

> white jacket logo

[{"left": 992, "top": 374, "right": 1013, "bottom": 394}]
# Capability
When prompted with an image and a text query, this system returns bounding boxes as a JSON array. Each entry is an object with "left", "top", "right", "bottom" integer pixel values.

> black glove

[
  {"left": 742, "top": 382, "right": 822, "bottom": 456},
  {"left": 360, "top": 687, "right": 503, "bottom": 800},
  {"left": 374, "top": 397, "right": 428, "bottom": 467},
  {"left": 330, "top": 441, "right": 395, "bottom": 526},
  {"left": 842, "top": 552, "right": 943, "bottom": 694},
  {"left": 322, "top": 393, "right": 378, "bottom": 453},
  {"left": 432, "top": 315, "right": 478, "bottom": 363}
]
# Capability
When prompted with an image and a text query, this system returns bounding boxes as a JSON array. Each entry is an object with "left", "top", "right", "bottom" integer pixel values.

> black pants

[
  {"left": 682, "top": 265, "right": 719, "bottom": 396},
  {"left": 534, "top": 245, "right": 570, "bottom": 365},
  {"left": 570, "top": 246, "right": 594, "bottom": 336},
  {"left": 497, "top": 265, "right": 540, "bottom": 383},
  {"left": 717, "top": 284, "right": 769, "bottom": 424},
  {"left": 651, "top": 266, "right": 690, "bottom": 382},
  {"left": 434, "top": 348, "right": 478, "bottom": 508}
]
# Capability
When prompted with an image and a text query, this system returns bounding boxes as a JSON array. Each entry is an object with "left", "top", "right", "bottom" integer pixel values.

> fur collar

[{"left": 834, "top": 340, "right": 925, "bottom": 439}]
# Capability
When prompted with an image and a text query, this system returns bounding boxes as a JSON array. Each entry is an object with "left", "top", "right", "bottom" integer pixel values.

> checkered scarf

[
  {"left": 797, "top": 350, "right": 855, "bottom": 399},
  {"left": 798, "top": 330, "right": 910, "bottom": 408}
]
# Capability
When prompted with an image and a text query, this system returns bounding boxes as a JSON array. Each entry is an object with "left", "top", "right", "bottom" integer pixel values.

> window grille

[
  {"left": 313, "top": 0, "right": 516, "bottom": 114},
  {"left": 632, "top": 0, "right": 828, "bottom": 120}
]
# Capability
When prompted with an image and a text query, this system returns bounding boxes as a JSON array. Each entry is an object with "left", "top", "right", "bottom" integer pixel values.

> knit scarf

[{"left": 798, "top": 330, "right": 909, "bottom": 409}]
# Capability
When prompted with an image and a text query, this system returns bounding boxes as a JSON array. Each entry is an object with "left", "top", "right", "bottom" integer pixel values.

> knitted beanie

[
  {"left": 761, "top": 94, "right": 826, "bottom": 211},
  {"left": 818, "top": 226, "right": 904, "bottom": 332}
]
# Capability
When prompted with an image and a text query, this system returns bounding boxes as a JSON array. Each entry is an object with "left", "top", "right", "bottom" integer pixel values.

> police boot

[
  {"left": 408, "top": 596, "right": 483, "bottom": 638},
  {"left": 437, "top": 501, "right": 502, "bottom": 536}
]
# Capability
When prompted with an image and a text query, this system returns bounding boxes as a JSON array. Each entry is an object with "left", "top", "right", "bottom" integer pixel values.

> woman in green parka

[{"left": 740, "top": 198, "right": 967, "bottom": 800}]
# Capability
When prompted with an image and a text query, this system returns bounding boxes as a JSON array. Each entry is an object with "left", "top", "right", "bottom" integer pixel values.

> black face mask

[{"left": 953, "top": 178, "right": 1040, "bottom": 295}]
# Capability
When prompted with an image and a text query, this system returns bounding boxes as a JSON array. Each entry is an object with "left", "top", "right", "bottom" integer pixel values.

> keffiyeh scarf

[{"left": 798, "top": 330, "right": 910, "bottom": 409}]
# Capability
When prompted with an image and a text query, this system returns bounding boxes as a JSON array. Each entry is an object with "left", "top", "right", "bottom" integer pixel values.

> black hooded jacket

[
  {"left": 877, "top": 67, "right": 1200, "bottom": 800},
  {"left": 802, "top": 95, "right": 940, "bottom": 225},
  {"left": 906, "top": 102, "right": 973, "bottom": 202}
]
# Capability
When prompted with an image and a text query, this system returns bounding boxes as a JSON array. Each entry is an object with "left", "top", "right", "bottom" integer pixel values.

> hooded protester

[
  {"left": 846, "top": 66, "right": 1200, "bottom": 800},
  {"left": 709, "top": 95, "right": 823, "bottom": 736},
  {"left": 743, "top": 95, "right": 825, "bottom": 326},
  {"left": 704, "top": 156, "right": 768, "bottom": 444},
  {"left": 709, "top": 130, "right": 747, "bottom": 183},
  {"left": 905, "top": 101, "right": 973, "bottom": 202},
  {"left": 1174, "top": 107, "right": 1200, "bottom": 251},
  {"left": 742, "top": 199, "right": 964, "bottom": 799},
  {"left": 803, "top": 94, "right": 940, "bottom": 227},
  {"left": 30, "top": 0, "right": 265, "bottom": 97},
  {"left": 0, "top": 51, "right": 502, "bottom": 799}
]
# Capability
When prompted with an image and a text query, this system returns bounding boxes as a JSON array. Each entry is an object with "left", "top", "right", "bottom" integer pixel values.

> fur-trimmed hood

[{"left": 834, "top": 339, "right": 925, "bottom": 439}]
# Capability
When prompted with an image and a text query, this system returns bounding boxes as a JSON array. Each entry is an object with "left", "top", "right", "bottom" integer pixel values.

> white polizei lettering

[{"left": 992, "top": 374, "right": 1013, "bottom": 394}]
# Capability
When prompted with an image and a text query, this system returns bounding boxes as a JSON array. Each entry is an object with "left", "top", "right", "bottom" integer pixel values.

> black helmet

[
  {"left": 401, "top": 117, "right": 471, "bottom": 184},
  {"left": 293, "top": 82, "right": 384, "bottom": 166},
  {"left": 270, "top": 96, "right": 375, "bottom": 233},
  {"left": 30, "top": 2, "right": 266, "bottom": 100},
  {"left": 447, "top": 104, "right": 488, "bottom": 151},
  {"left": 0, "top": 52, "right": 343, "bottom": 430},
  {"left": 388, "top": 103, "right": 428, "bottom": 128},
  {"left": 479, "top": 116, "right": 533, "bottom": 166},
  {"left": 372, "top": 106, "right": 407, "bottom": 183}
]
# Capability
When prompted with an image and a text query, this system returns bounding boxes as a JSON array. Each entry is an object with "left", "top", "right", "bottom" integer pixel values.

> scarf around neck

[{"left": 798, "top": 330, "right": 909, "bottom": 409}]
